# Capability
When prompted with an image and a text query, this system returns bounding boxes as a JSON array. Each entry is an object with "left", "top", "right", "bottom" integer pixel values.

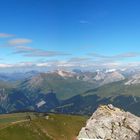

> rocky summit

[{"left": 77, "top": 104, "right": 140, "bottom": 140}]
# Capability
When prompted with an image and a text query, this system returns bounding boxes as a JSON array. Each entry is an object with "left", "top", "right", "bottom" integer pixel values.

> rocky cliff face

[{"left": 77, "top": 104, "right": 140, "bottom": 140}]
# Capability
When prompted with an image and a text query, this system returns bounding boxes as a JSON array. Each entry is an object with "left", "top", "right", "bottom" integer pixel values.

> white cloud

[
  {"left": 0, "top": 64, "right": 12, "bottom": 68},
  {"left": 36, "top": 63, "right": 51, "bottom": 67},
  {"left": 8, "top": 38, "right": 32, "bottom": 45},
  {"left": 68, "top": 57, "right": 91, "bottom": 62},
  {"left": 14, "top": 46, "right": 35, "bottom": 53},
  {"left": 24, "top": 50, "right": 70, "bottom": 57},
  {"left": 0, "top": 33, "right": 14, "bottom": 38},
  {"left": 0, "top": 59, "right": 140, "bottom": 71},
  {"left": 12, "top": 46, "right": 70, "bottom": 57},
  {"left": 88, "top": 52, "right": 140, "bottom": 60}
]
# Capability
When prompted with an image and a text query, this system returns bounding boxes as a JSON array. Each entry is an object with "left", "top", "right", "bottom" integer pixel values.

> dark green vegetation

[
  {"left": 56, "top": 80, "right": 140, "bottom": 116},
  {"left": 0, "top": 113, "right": 86, "bottom": 140},
  {"left": 56, "top": 94, "right": 140, "bottom": 116},
  {"left": 84, "top": 80, "right": 140, "bottom": 97}
]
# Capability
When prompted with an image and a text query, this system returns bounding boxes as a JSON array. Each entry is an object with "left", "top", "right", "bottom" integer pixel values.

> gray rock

[{"left": 77, "top": 104, "right": 140, "bottom": 140}]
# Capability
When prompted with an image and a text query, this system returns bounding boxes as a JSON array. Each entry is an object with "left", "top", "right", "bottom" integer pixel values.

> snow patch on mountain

[{"left": 36, "top": 100, "right": 46, "bottom": 108}]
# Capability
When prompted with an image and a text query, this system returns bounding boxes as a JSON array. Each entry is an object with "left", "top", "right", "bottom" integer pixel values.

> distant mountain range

[
  {"left": 0, "top": 69, "right": 140, "bottom": 116},
  {"left": 0, "top": 70, "right": 39, "bottom": 81}
]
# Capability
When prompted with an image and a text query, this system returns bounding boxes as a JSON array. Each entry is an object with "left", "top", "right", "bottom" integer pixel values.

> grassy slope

[
  {"left": 33, "top": 114, "right": 86, "bottom": 140},
  {"left": 84, "top": 80, "right": 140, "bottom": 98},
  {"left": 0, "top": 113, "right": 86, "bottom": 140},
  {"left": 0, "top": 123, "right": 51, "bottom": 140}
]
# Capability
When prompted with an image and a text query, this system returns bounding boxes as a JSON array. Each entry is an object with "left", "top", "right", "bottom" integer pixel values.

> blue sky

[{"left": 0, "top": 0, "right": 140, "bottom": 70}]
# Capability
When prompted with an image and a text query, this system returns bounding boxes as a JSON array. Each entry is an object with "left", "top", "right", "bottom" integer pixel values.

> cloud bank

[
  {"left": 13, "top": 46, "right": 70, "bottom": 57},
  {"left": 1, "top": 32, "right": 140, "bottom": 71},
  {"left": 88, "top": 52, "right": 140, "bottom": 60}
]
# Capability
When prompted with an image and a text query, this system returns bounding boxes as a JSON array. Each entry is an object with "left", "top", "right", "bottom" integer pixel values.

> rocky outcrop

[{"left": 77, "top": 104, "right": 140, "bottom": 140}]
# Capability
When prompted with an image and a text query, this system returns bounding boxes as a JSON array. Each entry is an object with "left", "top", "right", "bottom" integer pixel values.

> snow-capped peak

[
  {"left": 56, "top": 70, "right": 75, "bottom": 77},
  {"left": 105, "top": 69, "right": 116, "bottom": 73}
]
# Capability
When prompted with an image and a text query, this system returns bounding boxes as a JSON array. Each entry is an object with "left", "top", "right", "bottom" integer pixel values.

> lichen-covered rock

[{"left": 77, "top": 104, "right": 140, "bottom": 140}]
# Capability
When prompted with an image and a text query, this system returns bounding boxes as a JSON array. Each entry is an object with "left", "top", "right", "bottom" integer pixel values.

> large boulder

[{"left": 77, "top": 104, "right": 140, "bottom": 140}]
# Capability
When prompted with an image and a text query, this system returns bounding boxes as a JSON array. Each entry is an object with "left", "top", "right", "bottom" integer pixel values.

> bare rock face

[{"left": 77, "top": 104, "right": 140, "bottom": 140}]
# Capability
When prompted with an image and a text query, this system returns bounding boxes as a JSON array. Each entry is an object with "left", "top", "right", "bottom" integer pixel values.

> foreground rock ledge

[{"left": 77, "top": 104, "right": 140, "bottom": 140}]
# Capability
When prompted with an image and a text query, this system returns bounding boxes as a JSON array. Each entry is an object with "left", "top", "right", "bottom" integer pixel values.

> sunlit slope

[{"left": 0, "top": 113, "right": 86, "bottom": 140}]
